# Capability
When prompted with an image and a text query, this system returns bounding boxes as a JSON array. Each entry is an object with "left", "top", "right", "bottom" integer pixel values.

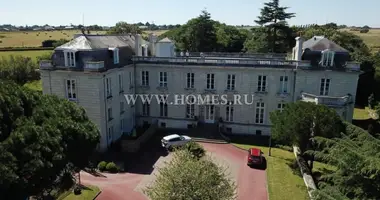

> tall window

[
  {"left": 108, "top": 126, "right": 113, "bottom": 140},
  {"left": 206, "top": 73, "right": 215, "bottom": 90},
  {"left": 279, "top": 76, "right": 288, "bottom": 93},
  {"left": 186, "top": 73, "right": 194, "bottom": 88},
  {"left": 227, "top": 74, "right": 235, "bottom": 90},
  {"left": 277, "top": 103, "right": 285, "bottom": 112},
  {"left": 120, "top": 119, "right": 124, "bottom": 132},
  {"left": 142, "top": 102, "right": 150, "bottom": 116},
  {"left": 257, "top": 75, "right": 267, "bottom": 92},
  {"left": 226, "top": 101, "right": 234, "bottom": 122},
  {"left": 321, "top": 50, "right": 335, "bottom": 67},
  {"left": 106, "top": 77, "right": 112, "bottom": 97},
  {"left": 119, "top": 73, "right": 123, "bottom": 92},
  {"left": 64, "top": 51, "right": 75, "bottom": 67},
  {"left": 107, "top": 107, "right": 113, "bottom": 121},
  {"left": 255, "top": 102, "right": 265, "bottom": 124},
  {"left": 320, "top": 78, "right": 330, "bottom": 96},
  {"left": 129, "top": 71, "right": 133, "bottom": 87},
  {"left": 186, "top": 96, "right": 195, "bottom": 119},
  {"left": 159, "top": 72, "right": 168, "bottom": 87},
  {"left": 160, "top": 102, "right": 168, "bottom": 117},
  {"left": 142, "top": 71, "right": 149, "bottom": 86},
  {"left": 66, "top": 79, "right": 76, "bottom": 100},
  {"left": 113, "top": 48, "right": 119, "bottom": 64},
  {"left": 120, "top": 101, "right": 124, "bottom": 113}
]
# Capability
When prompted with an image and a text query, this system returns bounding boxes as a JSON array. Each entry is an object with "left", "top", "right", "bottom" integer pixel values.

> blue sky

[{"left": 1, "top": 0, "right": 379, "bottom": 27}]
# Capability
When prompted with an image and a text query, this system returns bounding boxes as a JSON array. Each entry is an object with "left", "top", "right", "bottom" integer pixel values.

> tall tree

[
  {"left": 309, "top": 122, "right": 380, "bottom": 199},
  {"left": 255, "top": 0, "right": 295, "bottom": 53},
  {"left": 270, "top": 101, "right": 344, "bottom": 169},
  {"left": 0, "top": 81, "right": 100, "bottom": 199}
]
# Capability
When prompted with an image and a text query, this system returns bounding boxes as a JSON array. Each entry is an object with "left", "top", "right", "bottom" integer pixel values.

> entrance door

[{"left": 205, "top": 105, "right": 215, "bottom": 123}]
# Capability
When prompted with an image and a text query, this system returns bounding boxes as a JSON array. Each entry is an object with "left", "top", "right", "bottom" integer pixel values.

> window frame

[
  {"left": 186, "top": 73, "right": 195, "bottom": 89},
  {"left": 255, "top": 102, "right": 265, "bottom": 124},
  {"left": 206, "top": 73, "right": 215, "bottom": 90},
  {"left": 66, "top": 79, "right": 77, "bottom": 100},
  {"left": 320, "top": 78, "right": 330, "bottom": 96},
  {"left": 257, "top": 75, "right": 267, "bottom": 92},
  {"left": 227, "top": 74, "right": 236, "bottom": 91},
  {"left": 159, "top": 72, "right": 168, "bottom": 87}
]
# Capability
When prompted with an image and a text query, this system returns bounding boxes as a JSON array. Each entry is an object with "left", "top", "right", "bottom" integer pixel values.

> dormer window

[
  {"left": 109, "top": 48, "right": 119, "bottom": 64},
  {"left": 64, "top": 50, "right": 76, "bottom": 67},
  {"left": 321, "top": 50, "right": 335, "bottom": 67}
]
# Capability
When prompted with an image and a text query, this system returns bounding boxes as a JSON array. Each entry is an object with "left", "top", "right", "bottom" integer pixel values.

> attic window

[
  {"left": 109, "top": 48, "right": 119, "bottom": 64},
  {"left": 64, "top": 50, "right": 76, "bottom": 67},
  {"left": 321, "top": 50, "right": 335, "bottom": 67}
]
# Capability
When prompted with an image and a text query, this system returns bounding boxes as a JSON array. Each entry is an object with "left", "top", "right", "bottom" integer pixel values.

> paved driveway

[
  {"left": 81, "top": 142, "right": 268, "bottom": 200},
  {"left": 201, "top": 143, "right": 268, "bottom": 200}
]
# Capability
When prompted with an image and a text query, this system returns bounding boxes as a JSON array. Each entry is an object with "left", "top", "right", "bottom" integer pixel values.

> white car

[{"left": 161, "top": 134, "right": 192, "bottom": 149}]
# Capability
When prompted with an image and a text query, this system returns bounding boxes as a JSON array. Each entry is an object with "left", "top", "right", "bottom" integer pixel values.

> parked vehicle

[
  {"left": 161, "top": 134, "right": 192, "bottom": 150},
  {"left": 247, "top": 148, "right": 264, "bottom": 166}
]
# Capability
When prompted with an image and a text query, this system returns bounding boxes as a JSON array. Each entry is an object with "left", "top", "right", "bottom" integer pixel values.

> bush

[
  {"left": 97, "top": 161, "right": 107, "bottom": 172},
  {"left": 105, "top": 162, "right": 119, "bottom": 173},
  {"left": 180, "top": 141, "right": 206, "bottom": 159},
  {"left": 73, "top": 185, "right": 81, "bottom": 195},
  {"left": 360, "top": 28, "right": 369, "bottom": 33}
]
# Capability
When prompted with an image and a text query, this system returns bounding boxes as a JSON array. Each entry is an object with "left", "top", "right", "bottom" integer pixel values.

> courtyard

[{"left": 80, "top": 138, "right": 268, "bottom": 200}]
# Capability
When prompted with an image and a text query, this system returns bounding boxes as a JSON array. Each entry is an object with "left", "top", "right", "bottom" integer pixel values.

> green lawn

[
  {"left": 57, "top": 185, "right": 100, "bottom": 200},
  {"left": 0, "top": 50, "right": 52, "bottom": 61},
  {"left": 353, "top": 107, "right": 371, "bottom": 120},
  {"left": 234, "top": 144, "right": 309, "bottom": 200}
]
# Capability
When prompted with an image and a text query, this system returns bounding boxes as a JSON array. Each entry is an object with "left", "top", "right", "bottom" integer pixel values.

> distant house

[
  {"left": 44, "top": 26, "right": 54, "bottom": 31},
  {"left": 64, "top": 26, "right": 75, "bottom": 30},
  {"left": 139, "top": 26, "right": 148, "bottom": 30}
]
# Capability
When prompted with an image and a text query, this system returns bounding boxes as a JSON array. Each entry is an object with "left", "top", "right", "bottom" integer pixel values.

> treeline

[{"left": 159, "top": 9, "right": 380, "bottom": 107}]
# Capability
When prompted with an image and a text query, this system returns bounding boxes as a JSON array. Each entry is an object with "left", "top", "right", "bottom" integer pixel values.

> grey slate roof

[
  {"left": 158, "top": 37, "right": 173, "bottom": 43},
  {"left": 303, "top": 36, "right": 348, "bottom": 52},
  {"left": 56, "top": 34, "right": 148, "bottom": 50}
]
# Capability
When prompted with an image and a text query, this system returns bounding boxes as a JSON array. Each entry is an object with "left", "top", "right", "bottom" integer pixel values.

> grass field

[
  {"left": 0, "top": 30, "right": 106, "bottom": 48},
  {"left": 341, "top": 28, "right": 380, "bottom": 52},
  {"left": 0, "top": 30, "right": 167, "bottom": 48},
  {"left": 233, "top": 143, "right": 335, "bottom": 200},
  {"left": 0, "top": 50, "right": 52, "bottom": 60}
]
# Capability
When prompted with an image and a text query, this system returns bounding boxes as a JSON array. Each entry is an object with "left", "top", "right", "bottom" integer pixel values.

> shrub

[
  {"left": 181, "top": 141, "right": 206, "bottom": 159},
  {"left": 97, "top": 161, "right": 107, "bottom": 172},
  {"left": 105, "top": 162, "right": 119, "bottom": 173},
  {"left": 360, "top": 28, "right": 369, "bottom": 33},
  {"left": 73, "top": 185, "right": 81, "bottom": 195}
]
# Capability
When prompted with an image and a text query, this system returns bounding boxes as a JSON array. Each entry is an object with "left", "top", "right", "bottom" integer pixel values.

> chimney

[
  {"left": 135, "top": 34, "right": 142, "bottom": 56},
  {"left": 295, "top": 37, "right": 304, "bottom": 61},
  {"left": 148, "top": 33, "right": 157, "bottom": 56}
]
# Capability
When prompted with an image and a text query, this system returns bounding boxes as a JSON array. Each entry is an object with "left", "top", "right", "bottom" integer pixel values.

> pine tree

[{"left": 255, "top": 0, "right": 295, "bottom": 52}]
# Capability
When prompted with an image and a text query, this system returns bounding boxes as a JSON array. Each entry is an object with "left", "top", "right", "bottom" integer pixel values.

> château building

[{"left": 39, "top": 34, "right": 360, "bottom": 151}]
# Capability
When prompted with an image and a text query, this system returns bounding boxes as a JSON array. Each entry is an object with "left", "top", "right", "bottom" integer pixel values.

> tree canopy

[
  {"left": 0, "top": 55, "right": 40, "bottom": 85},
  {"left": 253, "top": 0, "right": 295, "bottom": 53},
  {"left": 144, "top": 148, "right": 236, "bottom": 200},
  {"left": 309, "top": 122, "right": 380, "bottom": 199},
  {"left": 0, "top": 81, "right": 100, "bottom": 199},
  {"left": 160, "top": 10, "right": 248, "bottom": 52},
  {"left": 270, "top": 101, "right": 344, "bottom": 153},
  {"left": 107, "top": 21, "right": 142, "bottom": 34}
]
